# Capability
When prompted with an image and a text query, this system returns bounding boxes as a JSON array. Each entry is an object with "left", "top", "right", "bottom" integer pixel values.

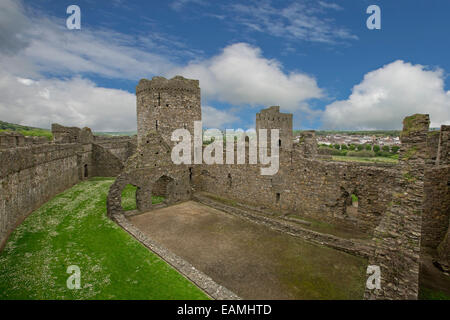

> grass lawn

[
  {"left": 0, "top": 177, "right": 209, "bottom": 300},
  {"left": 331, "top": 155, "right": 398, "bottom": 164},
  {"left": 419, "top": 287, "right": 450, "bottom": 300}
]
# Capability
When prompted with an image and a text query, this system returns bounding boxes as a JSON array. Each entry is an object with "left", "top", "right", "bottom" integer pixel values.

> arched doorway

[
  {"left": 121, "top": 184, "right": 138, "bottom": 211},
  {"left": 152, "top": 175, "right": 174, "bottom": 203}
]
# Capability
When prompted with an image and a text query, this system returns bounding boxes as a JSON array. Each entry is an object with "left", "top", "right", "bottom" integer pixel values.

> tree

[
  {"left": 334, "top": 144, "right": 340, "bottom": 150},
  {"left": 382, "top": 145, "right": 390, "bottom": 152},
  {"left": 349, "top": 144, "right": 356, "bottom": 151},
  {"left": 341, "top": 144, "right": 348, "bottom": 150},
  {"left": 356, "top": 144, "right": 364, "bottom": 151},
  {"left": 365, "top": 144, "right": 372, "bottom": 151},
  {"left": 391, "top": 146, "right": 400, "bottom": 154},
  {"left": 373, "top": 145, "right": 380, "bottom": 152}
]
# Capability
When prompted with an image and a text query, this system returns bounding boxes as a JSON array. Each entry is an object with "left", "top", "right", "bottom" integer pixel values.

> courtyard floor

[{"left": 129, "top": 201, "right": 368, "bottom": 299}]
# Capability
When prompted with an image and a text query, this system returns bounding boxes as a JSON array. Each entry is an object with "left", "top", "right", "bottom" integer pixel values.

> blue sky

[{"left": 0, "top": 0, "right": 449, "bottom": 131}]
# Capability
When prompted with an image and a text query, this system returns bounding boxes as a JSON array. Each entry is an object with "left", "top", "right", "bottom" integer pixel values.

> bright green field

[{"left": 0, "top": 177, "right": 208, "bottom": 300}]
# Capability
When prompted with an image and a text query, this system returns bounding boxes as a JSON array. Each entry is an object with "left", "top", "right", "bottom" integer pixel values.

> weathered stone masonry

[
  {"left": 106, "top": 76, "right": 449, "bottom": 300},
  {"left": 0, "top": 124, "right": 136, "bottom": 248},
  {"left": 0, "top": 143, "right": 82, "bottom": 248},
  {"left": 1, "top": 75, "right": 448, "bottom": 300}
]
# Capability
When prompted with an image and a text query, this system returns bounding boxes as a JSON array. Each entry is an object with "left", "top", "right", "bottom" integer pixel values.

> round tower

[{"left": 135, "top": 76, "right": 201, "bottom": 148}]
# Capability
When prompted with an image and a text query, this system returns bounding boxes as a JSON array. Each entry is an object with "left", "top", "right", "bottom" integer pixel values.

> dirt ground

[{"left": 129, "top": 201, "right": 368, "bottom": 299}]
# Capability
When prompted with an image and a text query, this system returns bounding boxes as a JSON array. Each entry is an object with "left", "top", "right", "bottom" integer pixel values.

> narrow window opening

[{"left": 351, "top": 194, "right": 359, "bottom": 208}]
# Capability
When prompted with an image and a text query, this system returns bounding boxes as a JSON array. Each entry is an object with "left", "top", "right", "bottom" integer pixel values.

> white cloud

[
  {"left": 0, "top": 0, "right": 192, "bottom": 80},
  {"left": 322, "top": 60, "right": 450, "bottom": 129},
  {"left": 170, "top": 0, "right": 207, "bottom": 11},
  {"left": 17, "top": 21, "right": 175, "bottom": 80},
  {"left": 228, "top": 0, "right": 356, "bottom": 44},
  {"left": 318, "top": 1, "right": 342, "bottom": 11},
  {"left": 170, "top": 43, "right": 323, "bottom": 113},
  {"left": 0, "top": 71, "right": 136, "bottom": 131},
  {"left": 0, "top": 0, "right": 194, "bottom": 131},
  {"left": 202, "top": 106, "right": 239, "bottom": 128}
]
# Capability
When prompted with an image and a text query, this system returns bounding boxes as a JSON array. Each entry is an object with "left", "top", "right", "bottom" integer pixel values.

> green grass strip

[{"left": 0, "top": 178, "right": 208, "bottom": 300}]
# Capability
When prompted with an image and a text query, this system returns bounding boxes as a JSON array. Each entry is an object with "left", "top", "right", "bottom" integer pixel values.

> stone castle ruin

[{"left": 1, "top": 75, "right": 449, "bottom": 300}]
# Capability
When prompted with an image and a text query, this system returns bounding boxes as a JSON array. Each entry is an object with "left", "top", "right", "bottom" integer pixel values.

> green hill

[{"left": 0, "top": 120, "right": 52, "bottom": 140}]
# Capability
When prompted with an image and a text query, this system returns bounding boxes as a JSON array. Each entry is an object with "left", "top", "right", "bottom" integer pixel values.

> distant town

[{"left": 314, "top": 133, "right": 400, "bottom": 147}]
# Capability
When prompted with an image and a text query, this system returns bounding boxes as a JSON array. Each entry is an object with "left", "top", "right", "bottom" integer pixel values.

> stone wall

[
  {"left": 0, "top": 144, "right": 83, "bottom": 248},
  {"left": 422, "top": 124, "right": 450, "bottom": 270},
  {"left": 91, "top": 144, "right": 124, "bottom": 177},
  {"left": 108, "top": 77, "right": 450, "bottom": 300},
  {"left": 435, "top": 125, "right": 450, "bottom": 268},
  {"left": 195, "top": 149, "right": 398, "bottom": 234},
  {"left": 52, "top": 123, "right": 93, "bottom": 144},
  {"left": 365, "top": 114, "right": 430, "bottom": 299},
  {"left": 0, "top": 132, "right": 49, "bottom": 149},
  {"left": 0, "top": 126, "right": 136, "bottom": 248},
  {"left": 295, "top": 130, "right": 318, "bottom": 158},
  {"left": 438, "top": 223, "right": 450, "bottom": 269},
  {"left": 436, "top": 125, "right": 449, "bottom": 165},
  {"left": 422, "top": 165, "right": 450, "bottom": 248},
  {"left": 94, "top": 136, "right": 136, "bottom": 163}
]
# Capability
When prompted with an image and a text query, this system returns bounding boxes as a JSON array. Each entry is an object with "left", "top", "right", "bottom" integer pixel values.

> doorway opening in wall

[
  {"left": 279, "top": 139, "right": 281, "bottom": 147},
  {"left": 84, "top": 164, "right": 88, "bottom": 178},
  {"left": 152, "top": 175, "right": 173, "bottom": 204},
  {"left": 121, "top": 184, "right": 138, "bottom": 211},
  {"left": 228, "top": 173, "right": 232, "bottom": 188},
  {"left": 345, "top": 193, "right": 359, "bottom": 216},
  {"left": 276, "top": 193, "right": 280, "bottom": 203}
]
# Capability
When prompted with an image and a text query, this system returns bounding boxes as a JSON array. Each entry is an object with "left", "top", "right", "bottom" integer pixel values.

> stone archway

[
  {"left": 107, "top": 172, "right": 152, "bottom": 217},
  {"left": 152, "top": 175, "right": 174, "bottom": 197},
  {"left": 152, "top": 175, "right": 176, "bottom": 205},
  {"left": 107, "top": 168, "right": 191, "bottom": 217}
]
